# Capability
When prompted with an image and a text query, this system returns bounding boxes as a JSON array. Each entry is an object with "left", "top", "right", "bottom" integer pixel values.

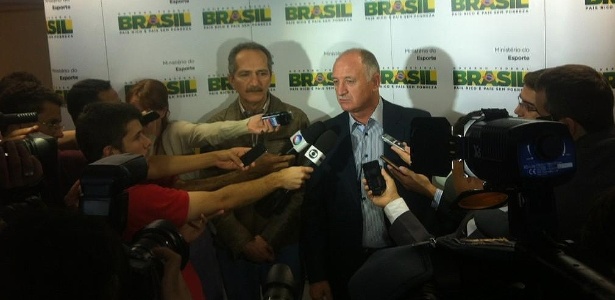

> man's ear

[
  {"left": 559, "top": 117, "right": 586, "bottom": 140},
  {"left": 102, "top": 145, "right": 120, "bottom": 157}
]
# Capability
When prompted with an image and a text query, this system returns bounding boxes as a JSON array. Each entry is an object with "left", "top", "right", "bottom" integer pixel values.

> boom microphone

[{"left": 285, "top": 121, "right": 326, "bottom": 155}]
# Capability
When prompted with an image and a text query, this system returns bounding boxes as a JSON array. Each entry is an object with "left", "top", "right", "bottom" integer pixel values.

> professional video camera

[
  {"left": 409, "top": 109, "right": 615, "bottom": 299},
  {"left": 0, "top": 111, "right": 59, "bottom": 205},
  {"left": 80, "top": 153, "right": 189, "bottom": 300}
]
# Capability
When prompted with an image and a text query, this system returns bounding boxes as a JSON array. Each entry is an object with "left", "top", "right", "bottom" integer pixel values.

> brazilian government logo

[
  {"left": 453, "top": 69, "right": 526, "bottom": 91},
  {"left": 118, "top": 11, "right": 192, "bottom": 34},
  {"left": 599, "top": 68, "right": 615, "bottom": 88},
  {"left": 285, "top": 2, "right": 352, "bottom": 24},
  {"left": 124, "top": 78, "right": 197, "bottom": 99},
  {"left": 47, "top": 17, "right": 73, "bottom": 38},
  {"left": 365, "top": 0, "right": 435, "bottom": 19},
  {"left": 54, "top": 88, "right": 70, "bottom": 100},
  {"left": 381, "top": 69, "right": 438, "bottom": 89},
  {"left": 289, "top": 70, "right": 334, "bottom": 91},
  {"left": 208, "top": 74, "right": 276, "bottom": 95},
  {"left": 203, "top": 6, "right": 272, "bottom": 29},
  {"left": 451, "top": 0, "right": 529, "bottom": 15},
  {"left": 585, "top": 0, "right": 614, "bottom": 10}
]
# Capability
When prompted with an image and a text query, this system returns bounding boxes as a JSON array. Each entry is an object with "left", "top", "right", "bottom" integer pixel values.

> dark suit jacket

[{"left": 301, "top": 99, "right": 432, "bottom": 298}]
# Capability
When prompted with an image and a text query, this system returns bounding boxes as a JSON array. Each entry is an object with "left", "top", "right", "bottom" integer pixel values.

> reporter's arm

[
  {"left": 185, "top": 166, "right": 312, "bottom": 221},
  {"left": 146, "top": 147, "right": 249, "bottom": 180},
  {"left": 175, "top": 153, "right": 294, "bottom": 191}
]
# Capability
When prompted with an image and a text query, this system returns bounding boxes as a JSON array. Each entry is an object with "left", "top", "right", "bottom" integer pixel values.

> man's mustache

[{"left": 246, "top": 87, "right": 264, "bottom": 92}]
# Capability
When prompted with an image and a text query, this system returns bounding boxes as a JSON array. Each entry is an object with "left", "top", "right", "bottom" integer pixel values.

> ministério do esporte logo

[{"left": 118, "top": 10, "right": 192, "bottom": 34}]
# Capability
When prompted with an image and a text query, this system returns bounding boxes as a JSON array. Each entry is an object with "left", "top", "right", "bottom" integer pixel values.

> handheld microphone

[
  {"left": 255, "top": 130, "right": 338, "bottom": 217},
  {"left": 301, "top": 130, "right": 337, "bottom": 167},
  {"left": 285, "top": 121, "right": 326, "bottom": 155}
]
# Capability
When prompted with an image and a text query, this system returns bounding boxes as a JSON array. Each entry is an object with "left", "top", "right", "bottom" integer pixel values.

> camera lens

[{"left": 128, "top": 219, "right": 189, "bottom": 271}]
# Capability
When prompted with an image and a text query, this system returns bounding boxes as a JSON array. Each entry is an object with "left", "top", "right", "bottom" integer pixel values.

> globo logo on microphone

[
  {"left": 307, "top": 148, "right": 320, "bottom": 159},
  {"left": 292, "top": 134, "right": 303, "bottom": 146}
]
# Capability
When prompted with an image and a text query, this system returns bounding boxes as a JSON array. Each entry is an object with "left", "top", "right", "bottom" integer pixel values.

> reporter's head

[{"left": 76, "top": 102, "right": 152, "bottom": 163}]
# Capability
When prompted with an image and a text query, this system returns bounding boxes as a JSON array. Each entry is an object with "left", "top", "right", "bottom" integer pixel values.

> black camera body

[{"left": 80, "top": 153, "right": 189, "bottom": 300}]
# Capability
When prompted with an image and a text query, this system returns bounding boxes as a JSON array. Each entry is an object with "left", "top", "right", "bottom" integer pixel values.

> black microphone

[
  {"left": 300, "top": 129, "right": 337, "bottom": 167},
  {"left": 255, "top": 130, "right": 338, "bottom": 217},
  {"left": 262, "top": 263, "right": 295, "bottom": 300},
  {"left": 284, "top": 121, "right": 326, "bottom": 155}
]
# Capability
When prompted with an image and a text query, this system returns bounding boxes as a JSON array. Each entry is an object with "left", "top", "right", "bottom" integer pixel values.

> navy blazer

[{"left": 301, "top": 99, "right": 432, "bottom": 296}]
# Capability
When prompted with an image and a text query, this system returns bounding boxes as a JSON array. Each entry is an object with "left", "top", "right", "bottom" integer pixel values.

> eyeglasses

[
  {"left": 39, "top": 121, "right": 64, "bottom": 131},
  {"left": 517, "top": 95, "right": 538, "bottom": 112}
]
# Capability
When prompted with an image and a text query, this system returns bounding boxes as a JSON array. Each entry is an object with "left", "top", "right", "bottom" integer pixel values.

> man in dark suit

[{"left": 301, "top": 48, "right": 435, "bottom": 300}]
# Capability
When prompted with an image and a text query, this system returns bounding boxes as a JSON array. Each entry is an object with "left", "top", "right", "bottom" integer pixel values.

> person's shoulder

[{"left": 206, "top": 102, "right": 238, "bottom": 122}]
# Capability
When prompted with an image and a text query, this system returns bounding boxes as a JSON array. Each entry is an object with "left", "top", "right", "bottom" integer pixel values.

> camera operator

[
  {"left": 75, "top": 102, "right": 312, "bottom": 300},
  {"left": 532, "top": 64, "right": 615, "bottom": 242}
]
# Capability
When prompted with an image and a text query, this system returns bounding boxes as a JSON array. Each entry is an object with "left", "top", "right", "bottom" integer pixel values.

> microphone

[
  {"left": 284, "top": 121, "right": 326, "bottom": 155},
  {"left": 301, "top": 130, "right": 337, "bottom": 167},
  {"left": 255, "top": 130, "right": 338, "bottom": 217}
]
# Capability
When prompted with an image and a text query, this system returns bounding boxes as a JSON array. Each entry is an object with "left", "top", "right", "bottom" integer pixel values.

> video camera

[
  {"left": 409, "top": 109, "right": 615, "bottom": 299},
  {"left": 410, "top": 108, "right": 576, "bottom": 240},
  {"left": 80, "top": 153, "right": 189, "bottom": 300},
  {"left": 0, "top": 111, "right": 59, "bottom": 206}
]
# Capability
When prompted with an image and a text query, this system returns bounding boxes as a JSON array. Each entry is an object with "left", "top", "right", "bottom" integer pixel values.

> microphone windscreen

[
  {"left": 301, "top": 121, "right": 326, "bottom": 145},
  {"left": 303, "top": 130, "right": 338, "bottom": 167},
  {"left": 312, "top": 129, "right": 337, "bottom": 155}
]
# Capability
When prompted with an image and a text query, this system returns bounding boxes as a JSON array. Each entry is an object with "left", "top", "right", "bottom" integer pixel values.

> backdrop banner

[{"left": 44, "top": 0, "right": 615, "bottom": 128}]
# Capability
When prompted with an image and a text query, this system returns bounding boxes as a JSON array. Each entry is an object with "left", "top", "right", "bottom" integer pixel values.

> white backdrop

[{"left": 43, "top": 0, "right": 615, "bottom": 128}]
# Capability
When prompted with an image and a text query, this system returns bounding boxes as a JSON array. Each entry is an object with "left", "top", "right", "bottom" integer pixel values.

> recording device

[
  {"left": 381, "top": 133, "right": 405, "bottom": 152},
  {"left": 409, "top": 109, "right": 615, "bottom": 299},
  {"left": 140, "top": 111, "right": 160, "bottom": 126},
  {"left": 79, "top": 154, "right": 189, "bottom": 300},
  {"left": 262, "top": 111, "right": 293, "bottom": 127},
  {"left": 126, "top": 219, "right": 190, "bottom": 300},
  {"left": 254, "top": 130, "right": 337, "bottom": 218},
  {"left": 380, "top": 154, "right": 401, "bottom": 170},
  {"left": 0, "top": 111, "right": 38, "bottom": 127},
  {"left": 302, "top": 130, "right": 337, "bottom": 167},
  {"left": 362, "top": 160, "right": 386, "bottom": 196},
  {"left": 410, "top": 109, "right": 576, "bottom": 184},
  {"left": 285, "top": 121, "right": 326, "bottom": 155},
  {"left": 80, "top": 153, "right": 148, "bottom": 233},
  {"left": 240, "top": 142, "right": 267, "bottom": 166},
  {"left": 262, "top": 263, "right": 296, "bottom": 300}
]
